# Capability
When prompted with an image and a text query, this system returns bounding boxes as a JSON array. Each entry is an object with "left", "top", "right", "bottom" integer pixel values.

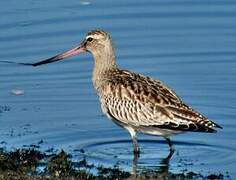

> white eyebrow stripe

[
  {"left": 86, "top": 35, "right": 94, "bottom": 39},
  {"left": 86, "top": 34, "right": 104, "bottom": 40}
]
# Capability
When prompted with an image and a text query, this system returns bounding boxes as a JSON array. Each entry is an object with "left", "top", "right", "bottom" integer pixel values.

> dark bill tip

[
  {"left": 29, "top": 44, "right": 86, "bottom": 67},
  {"left": 0, "top": 43, "right": 86, "bottom": 67}
]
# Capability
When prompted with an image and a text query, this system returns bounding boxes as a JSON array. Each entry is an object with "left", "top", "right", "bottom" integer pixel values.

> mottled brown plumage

[
  {"left": 96, "top": 69, "right": 221, "bottom": 134},
  {"left": 29, "top": 29, "right": 222, "bottom": 155}
]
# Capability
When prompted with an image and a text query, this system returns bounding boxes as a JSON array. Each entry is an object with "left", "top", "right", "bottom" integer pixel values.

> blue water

[{"left": 0, "top": 0, "right": 236, "bottom": 178}]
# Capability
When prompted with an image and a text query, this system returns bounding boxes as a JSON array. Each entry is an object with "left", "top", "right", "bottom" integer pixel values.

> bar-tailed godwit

[{"left": 24, "top": 29, "right": 222, "bottom": 155}]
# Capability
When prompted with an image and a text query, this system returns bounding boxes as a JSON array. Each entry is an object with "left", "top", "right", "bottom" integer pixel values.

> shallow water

[{"left": 0, "top": 0, "right": 236, "bottom": 178}]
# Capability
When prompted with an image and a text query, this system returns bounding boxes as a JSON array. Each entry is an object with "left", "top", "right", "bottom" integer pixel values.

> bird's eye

[{"left": 87, "top": 37, "right": 93, "bottom": 42}]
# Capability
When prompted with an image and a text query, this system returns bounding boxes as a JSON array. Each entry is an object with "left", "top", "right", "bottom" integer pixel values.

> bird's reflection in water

[
  {"left": 131, "top": 149, "right": 175, "bottom": 177},
  {"left": 77, "top": 140, "right": 225, "bottom": 179}
]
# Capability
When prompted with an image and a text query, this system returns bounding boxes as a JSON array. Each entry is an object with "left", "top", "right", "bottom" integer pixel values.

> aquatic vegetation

[{"left": 0, "top": 148, "right": 228, "bottom": 179}]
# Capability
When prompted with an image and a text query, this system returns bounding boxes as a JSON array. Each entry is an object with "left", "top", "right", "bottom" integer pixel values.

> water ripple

[
  {"left": 0, "top": 0, "right": 235, "bottom": 177},
  {"left": 74, "top": 138, "right": 236, "bottom": 173}
]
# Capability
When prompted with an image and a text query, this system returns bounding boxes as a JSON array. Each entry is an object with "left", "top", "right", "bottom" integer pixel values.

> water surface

[{"left": 0, "top": 0, "right": 236, "bottom": 178}]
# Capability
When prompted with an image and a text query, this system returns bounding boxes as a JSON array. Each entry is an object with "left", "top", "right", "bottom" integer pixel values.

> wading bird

[{"left": 19, "top": 30, "right": 222, "bottom": 156}]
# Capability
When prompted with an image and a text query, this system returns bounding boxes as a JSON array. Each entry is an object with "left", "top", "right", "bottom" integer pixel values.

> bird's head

[{"left": 84, "top": 30, "right": 111, "bottom": 53}]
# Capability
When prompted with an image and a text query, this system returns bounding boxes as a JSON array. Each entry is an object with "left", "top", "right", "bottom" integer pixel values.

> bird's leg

[
  {"left": 132, "top": 146, "right": 139, "bottom": 176},
  {"left": 165, "top": 137, "right": 174, "bottom": 151},
  {"left": 126, "top": 127, "right": 140, "bottom": 155},
  {"left": 131, "top": 134, "right": 139, "bottom": 177},
  {"left": 132, "top": 135, "right": 140, "bottom": 155},
  {"left": 165, "top": 137, "right": 175, "bottom": 160}
]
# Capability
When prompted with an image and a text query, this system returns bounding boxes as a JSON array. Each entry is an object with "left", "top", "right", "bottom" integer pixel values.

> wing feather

[{"left": 98, "top": 69, "right": 222, "bottom": 133}]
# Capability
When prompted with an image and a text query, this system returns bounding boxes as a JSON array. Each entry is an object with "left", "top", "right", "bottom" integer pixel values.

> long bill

[{"left": 20, "top": 43, "right": 86, "bottom": 66}]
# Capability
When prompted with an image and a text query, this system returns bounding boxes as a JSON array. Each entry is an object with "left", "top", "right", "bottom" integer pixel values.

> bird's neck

[{"left": 92, "top": 47, "right": 118, "bottom": 89}]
